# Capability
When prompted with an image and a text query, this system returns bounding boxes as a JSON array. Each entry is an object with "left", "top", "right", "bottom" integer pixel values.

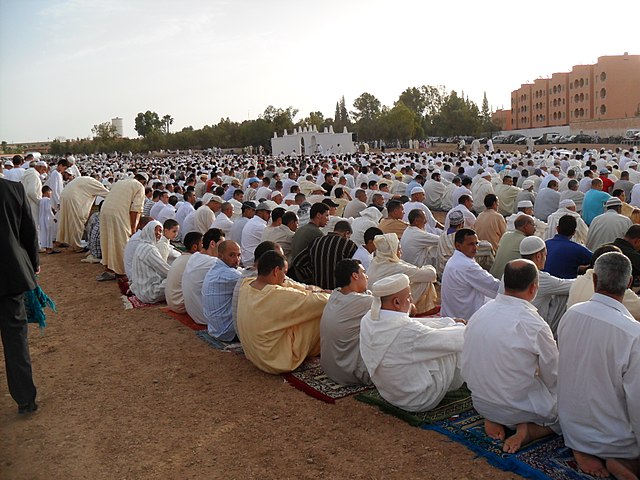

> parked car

[
  {"left": 506, "top": 133, "right": 526, "bottom": 144},
  {"left": 556, "top": 135, "right": 574, "bottom": 144},
  {"left": 492, "top": 135, "right": 508, "bottom": 144},
  {"left": 572, "top": 134, "right": 593, "bottom": 143}
]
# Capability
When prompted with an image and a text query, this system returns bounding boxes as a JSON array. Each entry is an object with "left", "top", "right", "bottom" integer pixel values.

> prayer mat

[
  {"left": 195, "top": 330, "right": 244, "bottom": 354},
  {"left": 117, "top": 277, "right": 130, "bottom": 296},
  {"left": 423, "top": 409, "right": 598, "bottom": 480},
  {"left": 160, "top": 307, "right": 206, "bottom": 331},
  {"left": 282, "top": 358, "right": 374, "bottom": 404},
  {"left": 121, "top": 294, "right": 156, "bottom": 310},
  {"left": 355, "top": 386, "right": 473, "bottom": 426}
]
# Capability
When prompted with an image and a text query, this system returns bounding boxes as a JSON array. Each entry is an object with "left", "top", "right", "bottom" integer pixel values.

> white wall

[{"left": 271, "top": 127, "right": 356, "bottom": 155}]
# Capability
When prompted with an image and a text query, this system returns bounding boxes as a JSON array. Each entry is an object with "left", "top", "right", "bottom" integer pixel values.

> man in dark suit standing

[{"left": 0, "top": 178, "right": 40, "bottom": 413}]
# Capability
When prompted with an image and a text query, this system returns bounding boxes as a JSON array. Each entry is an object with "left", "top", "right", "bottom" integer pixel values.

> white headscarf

[
  {"left": 140, "top": 220, "right": 162, "bottom": 245},
  {"left": 369, "top": 273, "right": 410, "bottom": 320},
  {"left": 372, "top": 233, "right": 400, "bottom": 264}
]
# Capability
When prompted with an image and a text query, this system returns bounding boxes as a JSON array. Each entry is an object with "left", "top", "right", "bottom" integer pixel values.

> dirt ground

[{"left": 1, "top": 246, "right": 521, "bottom": 480}]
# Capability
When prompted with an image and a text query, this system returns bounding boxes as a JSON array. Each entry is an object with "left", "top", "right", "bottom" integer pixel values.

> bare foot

[
  {"left": 573, "top": 450, "right": 609, "bottom": 478},
  {"left": 606, "top": 458, "right": 640, "bottom": 480},
  {"left": 484, "top": 419, "right": 506, "bottom": 441},
  {"left": 503, "top": 423, "right": 553, "bottom": 453}
]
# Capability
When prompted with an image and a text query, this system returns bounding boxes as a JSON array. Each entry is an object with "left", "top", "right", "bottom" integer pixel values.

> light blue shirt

[
  {"left": 581, "top": 189, "right": 610, "bottom": 225},
  {"left": 202, "top": 261, "right": 243, "bottom": 341}
]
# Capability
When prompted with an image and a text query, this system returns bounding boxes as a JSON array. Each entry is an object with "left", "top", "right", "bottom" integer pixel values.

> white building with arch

[{"left": 270, "top": 125, "right": 355, "bottom": 156}]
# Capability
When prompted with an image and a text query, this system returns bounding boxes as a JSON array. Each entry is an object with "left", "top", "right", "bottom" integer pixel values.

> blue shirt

[
  {"left": 581, "top": 189, "right": 610, "bottom": 225},
  {"left": 202, "top": 261, "right": 243, "bottom": 341},
  {"left": 544, "top": 234, "right": 592, "bottom": 279}
]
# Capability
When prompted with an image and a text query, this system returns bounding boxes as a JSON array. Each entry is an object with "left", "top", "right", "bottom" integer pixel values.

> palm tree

[{"left": 162, "top": 114, "right": 174, "bottom": 134}]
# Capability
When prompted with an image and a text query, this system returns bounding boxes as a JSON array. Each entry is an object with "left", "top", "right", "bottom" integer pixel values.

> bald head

[
  {"left": 504, "top": 259, "right": 538, "bottom": 301},
  {"left": 217, "top": 240, "right": 241, "bottom": 268}
]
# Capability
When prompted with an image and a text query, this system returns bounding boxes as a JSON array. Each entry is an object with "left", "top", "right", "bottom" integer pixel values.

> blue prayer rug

[{"left": 423, "top": 409, "right": 606, "bottom": 480}]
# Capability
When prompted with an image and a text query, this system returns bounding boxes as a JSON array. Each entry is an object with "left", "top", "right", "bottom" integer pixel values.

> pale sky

[{"left": 1, "top": 0, "right": 637, "bottom": 143}]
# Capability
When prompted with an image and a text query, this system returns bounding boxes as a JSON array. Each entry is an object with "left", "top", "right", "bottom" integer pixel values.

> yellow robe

[
  {"left": 58, "top": 177, "right": 110, "bottom": 248},
  {"left": 100, "top": 178, "right": 145, "bottom": 275},
  {"left": 236, "top": 278, "right": 329, "bottom": 374}
]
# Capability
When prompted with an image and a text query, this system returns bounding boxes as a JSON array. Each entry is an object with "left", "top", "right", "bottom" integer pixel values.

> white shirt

[
  {"left": 149, "top": 201, "right": 167, "bottom": 220},
  {"left": 545, "top": 208, "right": 588, "bottom": 245},
  {"left": 400, "top": 226, "right": 439, "bottom": 268},
  {"left": 441, "top": 250, "right": 500, "bottom": 320},
  {"left": 402, "top": 201, "right": 440, "bottom": 235},
  {"left": 165, "top": 253, "right": 192, "bottom": 313},
  {"left": 360, "top": 309, "right": 465, "bottom": 412},
  {"left": 156, "top": 204, "right": 176, "bottom": 225},
  {"left": 3, "top": 167, "right": 25, "bottom": 182},
  {"left": 471, "top": 178, "right": 494, "bottom": 213},
  {"left": 585, "top": 210, "right": 632, "bottom": 251},
  {"left": 45, "top": 169, "right": 64, "bottom": 209},
  {"left": 461, "top": 294, "right": 559, "bottom": 428},
  {"left": 444, "top": 204, "right": 476, "bottom": 230},
  {"left": 176, "top": 201, "right": 195, "bottom": 227},
  {"left": 124, "top": 231, "right": 143, "bottom": 280},
  {"left": 451, "top": 185, "right": 472, "bottom": 207},
  {"left": 240, "top": 215, "right": 267, "bottom": 267},
  {"left": 182, "top": 211, "right": 197, "bottom": 235},
  {"left": 211, "top": 213, "right": 234, "bottom": 237},
  {"left": 182, "top": 252, "right": 217, "bottom": 325},
  {"left": 352, "top": 245, "right": 373, "bottom": 272},
  {"left": 558, "top": 294, "right": 640, "bottom": 458}
]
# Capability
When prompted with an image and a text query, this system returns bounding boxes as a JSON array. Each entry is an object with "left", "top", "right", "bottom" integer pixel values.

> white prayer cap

[
  {"left": 559, "top": 199, "right": 575, "bottom": 209},
  {"left": 410, "top": 186, "right": 425, "bottom": 195},
  {"left": 605, "top": 197, "right": 622, "bottom": 208},
  {"left": 370, "top": 273, "right": 411, "bottom": 320},
  {"left": 284, "top": 193, "right": 296, "bottom": 202},
  {"left": 517, "top": 200, "right": 533, "bottom": 209},
  {"left": 270, "top": 191, "right": 283, "bottom": 199},
  {"left": 627, "top": 161, "right": 638, "bottom": 168},
  {"left": 201, "top": 193, "right": 214, "bottom": 204},
  {"left": 36, "top": 160, "right": 47, "bottom": 167},
  {"left": 519, "top": 236, "right": 546, "bottom": 256},
  {"left": 522, "top": 179, "right": 535, "bottom": 189}
]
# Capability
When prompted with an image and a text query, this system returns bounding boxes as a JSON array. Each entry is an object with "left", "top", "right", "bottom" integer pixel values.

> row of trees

[{"left": 48, "top": 86, "right": 501, "bottom": 155}]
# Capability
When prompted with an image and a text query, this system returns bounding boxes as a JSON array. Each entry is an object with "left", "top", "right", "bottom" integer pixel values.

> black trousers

[{"left": 0, "top": 293, "right": 37, "bottom": 406}]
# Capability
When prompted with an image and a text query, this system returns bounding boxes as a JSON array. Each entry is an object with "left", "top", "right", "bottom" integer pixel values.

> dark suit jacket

[{"left": 0, "top": 178, "right": 39, "bottom": 296}]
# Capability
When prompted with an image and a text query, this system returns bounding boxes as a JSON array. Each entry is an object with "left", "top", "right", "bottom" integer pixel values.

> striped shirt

[
  {"left": 202, "top": 261, "right": 243, "bottom": 341},
  {"left": 308, "top": 233, "right": 357, "bottom": 290}
]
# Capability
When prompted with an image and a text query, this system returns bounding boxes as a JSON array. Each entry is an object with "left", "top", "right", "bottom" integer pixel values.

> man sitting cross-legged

[
  {"left": 360, "top": 273, "right": 466, "bottom": 412},
  {"left": 558, "top": 251, "right": 640, "bottom": 479},
  {"left": 236, "top": 250, "right": 330, "bottom": 374},
  {"left": 320, "top": 259, "right": 373, "bottom": 386},
  {"left": 183, "top": 228, "right": 225, "bottom": 325},
  {"left": 461, "top": 259, "right": 560, "bottom": 453},
  {"left": 202, "top": 240, "right": 244, "bottom": 341},
  {"left": 165, "top": 232, "right": 202, "bottom": 314}
]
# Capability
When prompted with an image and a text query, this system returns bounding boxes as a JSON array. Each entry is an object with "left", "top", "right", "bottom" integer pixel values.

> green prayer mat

[{"left": 355, "top": 385, "right": 473, "bottom": 427}]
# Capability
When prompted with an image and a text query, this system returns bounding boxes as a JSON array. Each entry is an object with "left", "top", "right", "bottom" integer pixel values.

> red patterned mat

[{"left": 160, "top": 307, "right": 207, "bottom": 330}]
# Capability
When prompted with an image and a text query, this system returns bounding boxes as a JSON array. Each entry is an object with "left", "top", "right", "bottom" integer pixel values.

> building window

[
  {"left": 580, "top": 78, "right": 585, "bottom": 87},
  {"left": 580, "top": 93, "right": 585, "bottom": 101},
  {"left": 600, "top": 105, "right": 606, "bottom": 115},
  {"left": 579, "top": 108, "right": 584, "bottom": 117},
  {"left": 574, "top": 94, "right": 579, "bottom": 102},
  {"left": 600, "top": 88, "right": 606, "bottom": 98},
  {"left": 600, "top": 72, "right": 606, "bottom": 81},
  {"left": 574, "top": 109, "right": 579, "bottom": 117}
]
